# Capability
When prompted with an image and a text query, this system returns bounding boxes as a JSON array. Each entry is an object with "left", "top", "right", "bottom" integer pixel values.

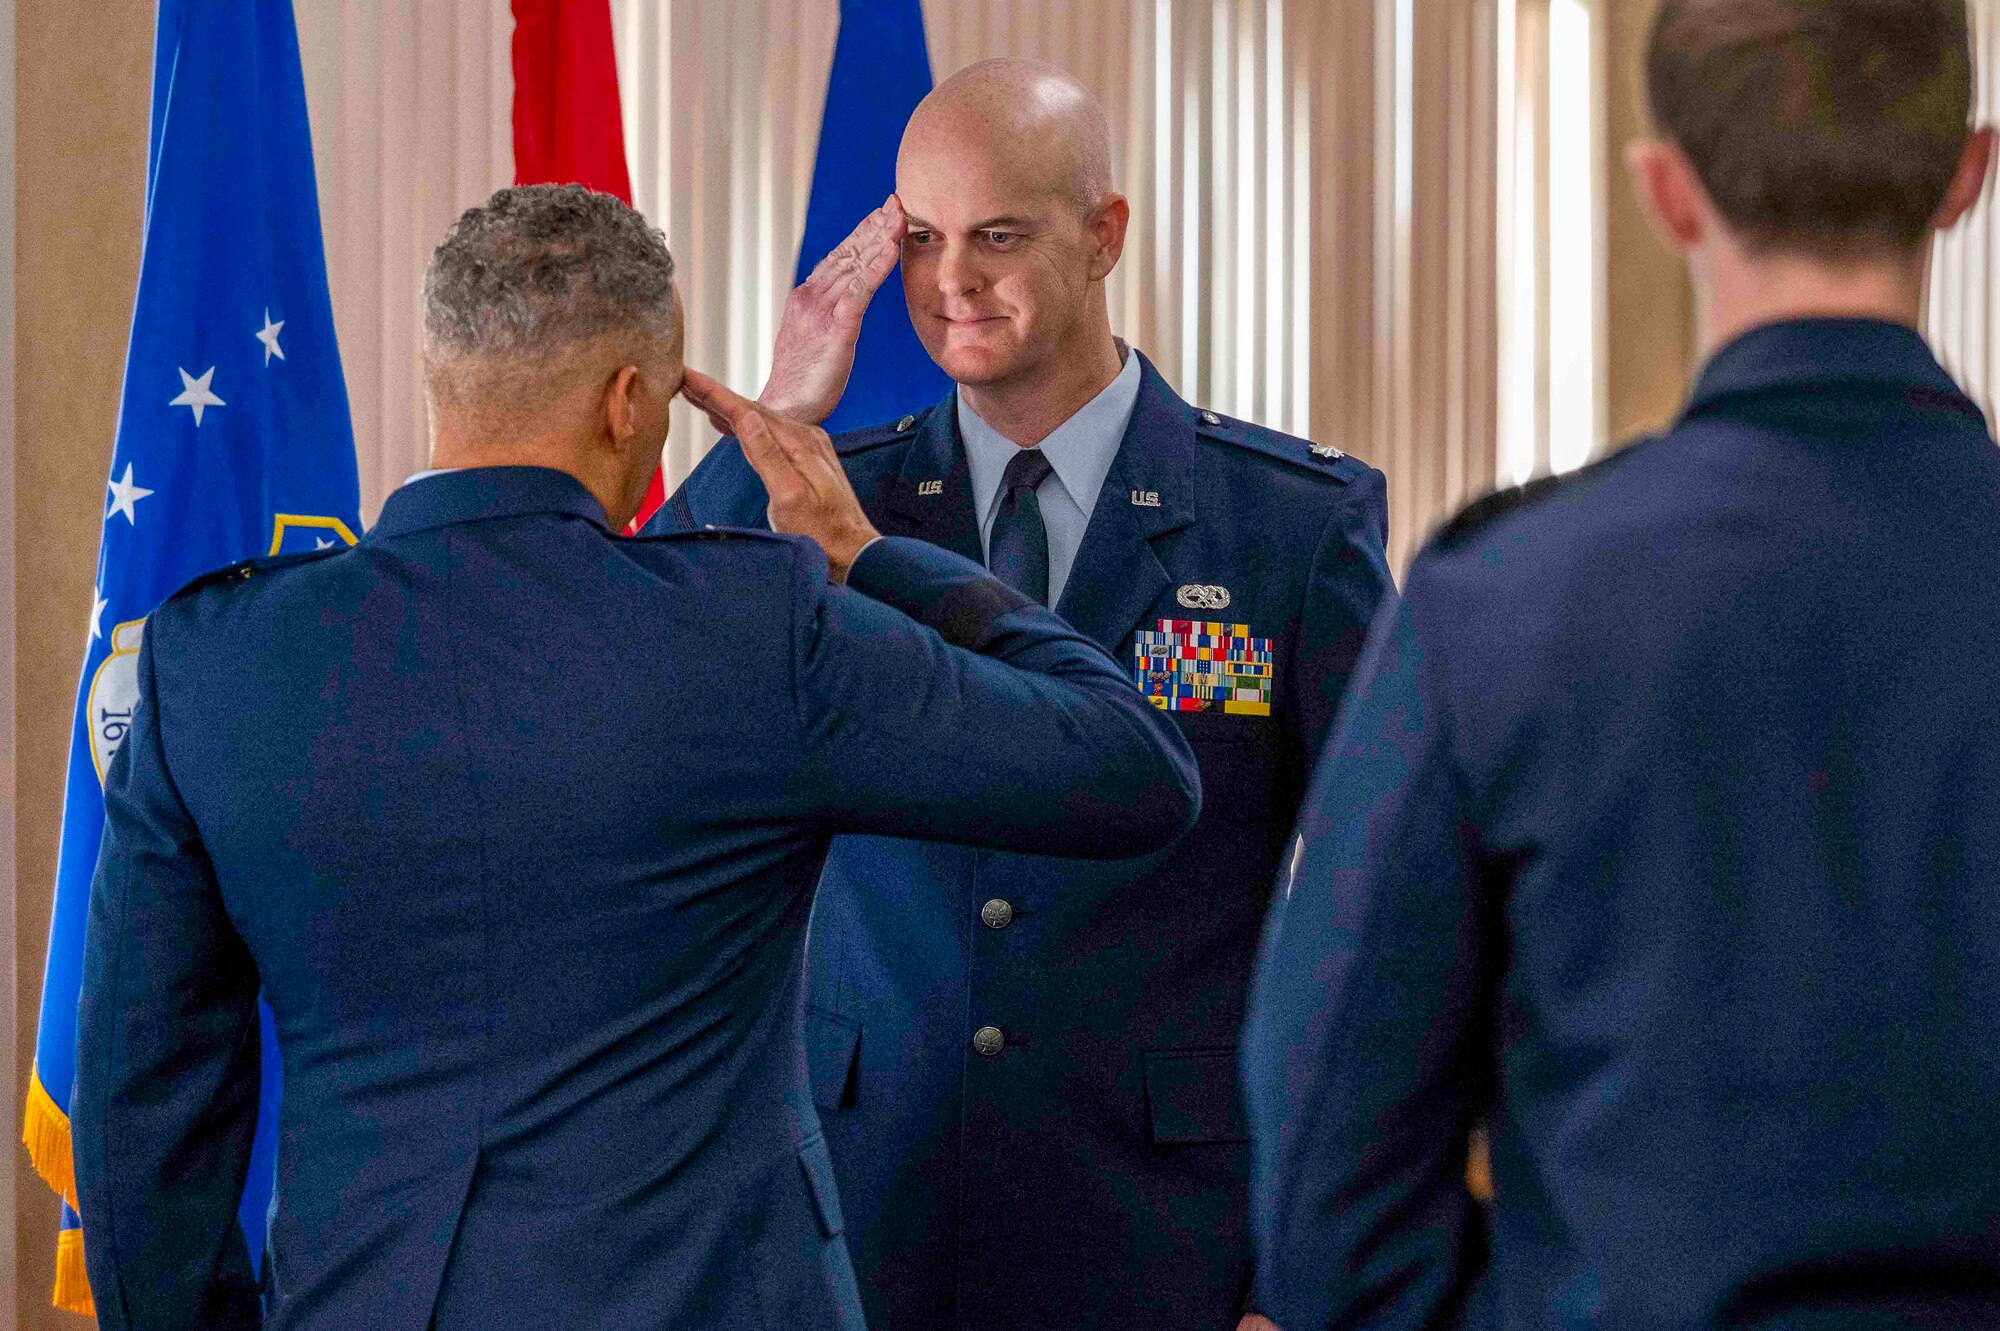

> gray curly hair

[{"left": 422, "top": 184, "right": 681, "bottom": 363}]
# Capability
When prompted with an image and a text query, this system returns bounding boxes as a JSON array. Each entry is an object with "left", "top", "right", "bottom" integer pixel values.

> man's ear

[
  {"left": 1934, "top": 125, "right": 1997, "bottom": 233},
  {"left": 603, "top": 364, "right": 643, "bottom": 451},
  {"left": 1087, "top": 193, "right": 1131, "bottom": 281},
  {"left": 1626, "top": 138, "right": 1707, "bottom": 257}
]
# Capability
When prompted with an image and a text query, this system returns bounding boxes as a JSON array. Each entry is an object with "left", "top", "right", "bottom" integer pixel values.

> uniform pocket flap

[
  {"left": 1143, "top": 1047, "right": 1249, "bottom": 1144},
  {"left": 797, "top": 1133, "right": 846, "bottom": 1239},
  {"left": 805, "top": 1005, "right": 861, "bottom": 1112}
]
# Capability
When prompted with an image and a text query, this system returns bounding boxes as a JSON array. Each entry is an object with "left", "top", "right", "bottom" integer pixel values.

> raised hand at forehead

[{"left": 757, "top": 196, "right": 908, "bottom": 427}]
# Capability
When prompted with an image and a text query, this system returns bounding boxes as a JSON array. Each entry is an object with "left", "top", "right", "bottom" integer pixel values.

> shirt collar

[
  {"left": 402, "top": 466, "right": 462, "bottom": 485},
  {"left": 958, "top": 346, "right": 1143, "bottom": 528},
  {"left": 1684, "top": 317, "right": 1975, "bottom": 422}
]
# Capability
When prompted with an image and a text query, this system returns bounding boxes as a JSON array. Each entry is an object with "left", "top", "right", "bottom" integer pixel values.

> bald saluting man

[{"left": 661, "top": 59, "right": 1391, "bottom": 1331}]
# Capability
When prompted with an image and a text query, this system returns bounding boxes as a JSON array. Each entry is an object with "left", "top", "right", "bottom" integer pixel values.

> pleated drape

[{"left": 297, "top": 0, "right": 1507, "bottom": 569}]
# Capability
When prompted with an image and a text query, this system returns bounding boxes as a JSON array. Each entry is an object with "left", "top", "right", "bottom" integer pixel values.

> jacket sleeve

[
  {"left": 1242, "top": 569, "right": 1497, "bottom": 1331},
  {"left": 647, "top": 437, "right": 770, "bottom": 535},
  {"left": 72, "top": 626, "right": 263, "bottom": 1331},
  {"left": 789, "top": 535, "right": 1201, "bottom": 860},
  {"left": 1290, "top": 465, "right": 1395, "bottom": 776}
]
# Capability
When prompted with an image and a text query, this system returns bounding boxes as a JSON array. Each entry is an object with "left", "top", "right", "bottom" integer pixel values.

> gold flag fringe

[
  {"left": 22, "top": 1072, "right": 79, "bottom": 1211},
  {"left": 53, "top": 1227, "right": 95, "bottom": 1316}
]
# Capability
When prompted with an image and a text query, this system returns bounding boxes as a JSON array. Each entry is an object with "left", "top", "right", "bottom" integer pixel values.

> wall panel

[{"left": 12, "top": 0, "right": 153, "bottom": 1323}]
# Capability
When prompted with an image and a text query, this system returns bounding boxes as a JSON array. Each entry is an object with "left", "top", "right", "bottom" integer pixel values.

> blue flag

[
  {"left": 799, "top": 0, "right": 952, "bottom": 431},
  {"left": 23, "top": 0, "right": 359, "bottom": 1310}
]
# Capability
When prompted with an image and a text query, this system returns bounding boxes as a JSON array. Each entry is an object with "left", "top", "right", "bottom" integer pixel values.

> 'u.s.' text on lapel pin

[
  {"left": 1177, "top": 584, "right": 1232, "bottom": 610},
  {"left": 1131, "top": 489, "right": 1162, "bottom": 508},
  {"left": 917, "top": 480, "right": 944, "bottom": 497}
]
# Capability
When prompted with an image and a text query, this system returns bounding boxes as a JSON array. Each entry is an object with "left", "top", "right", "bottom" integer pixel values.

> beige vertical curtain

[
  {"left": 294, "top": 0, "right": 515, "bottom": 525},
  {"left": 298, "top": 0, "right": 1506, "bottom": 568},
  {"left": 1929, "top": 0, "right": 2000, "bottom": 423},
  {"left": 614, "top": 0, "right": 842, "bottom": 488}
]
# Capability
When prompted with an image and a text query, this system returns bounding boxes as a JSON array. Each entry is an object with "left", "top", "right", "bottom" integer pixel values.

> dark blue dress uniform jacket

[
  {"left": 661, "top": 352, "right": 1393, "bottom": 1330},
  {"left": 71, "top": 466, "right": 1198, "bottom": 1331},
  {"left": 1244, "top": 319, "right": 2000, "bottom": 1331}
]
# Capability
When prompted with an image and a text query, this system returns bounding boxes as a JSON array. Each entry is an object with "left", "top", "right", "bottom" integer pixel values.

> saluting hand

[
  {"left": 756, "top": 195, "right": 908, "bottom": 425},
  {"left": 680, "top": 368, "right": 881, "bottom": 583}
]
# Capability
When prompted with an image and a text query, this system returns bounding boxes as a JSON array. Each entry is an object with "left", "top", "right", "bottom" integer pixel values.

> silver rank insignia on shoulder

[
  {"left": 917, "top": 479, "right": 943, "bottom": 497},
  {"left": 1177, "top": 583, "right": 1231, "bottom": 610},
  {"left": 1310, "top": 441, "right": 1346, "bottom": 461},
  {"left": 1131, "top": 489, "right": 1162, "bottom": 508},
  {"left": 1200, "top": 410, "right": 1223, "bottom": 426},
  {"left": 896, "top": 415, "right": 917, "bottom": 432}
]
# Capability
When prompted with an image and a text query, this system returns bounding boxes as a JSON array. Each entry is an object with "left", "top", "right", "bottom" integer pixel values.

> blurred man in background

[
  {"left": 665, "top": 57, "right": 1389, "bottom": 1331},
  {"left": 1245, "top": 2, "right": 2000, "bottom": 1327},
  {"left": 70, "top": 184, "right": 1197, "bottom": 1331}
]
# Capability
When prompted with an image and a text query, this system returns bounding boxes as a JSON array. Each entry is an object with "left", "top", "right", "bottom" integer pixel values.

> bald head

[
  {"left": 903, "top": 58, "right": 1114, "bottom": 216},
  {"left": 893, "top": 58, "right": 1130, "bottom": 403}
]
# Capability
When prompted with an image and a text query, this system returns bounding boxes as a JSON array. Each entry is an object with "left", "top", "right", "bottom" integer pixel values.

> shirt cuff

[{"left": 842, "top": 535, "right": 887, "bottom": 584}]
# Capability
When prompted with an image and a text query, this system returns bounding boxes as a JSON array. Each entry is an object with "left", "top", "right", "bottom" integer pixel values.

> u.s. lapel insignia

[
  {"left": 1131, "top": 489, "right": 1161, "bottom": 508},
  {"left": 1132, "top": 618, "right": 1274, "bottom": 716},
  {"left": 1177, "top": 584, "right": 1231, "bottom": 611},
  {"left": 1309, "top": 441, "right": 1345, "bottom": 461},
  {"left": 917, "top": 479, "right": 944, "bottom": 498}
]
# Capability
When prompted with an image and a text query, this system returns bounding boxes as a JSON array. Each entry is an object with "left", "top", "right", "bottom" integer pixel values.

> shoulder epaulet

[
  {"left": 164, "top": 544, "right": 347, "bottom": 603},
  {"left": 629, "top": 523, "right": 792, "bottom": 546},
  {"left": 1190, "top": 407, "right": 1367, "bottom": 483},
  {"left": 830, "top": 405, "right": 938, "bottom": 457},
  {"left": 1432, "top": 475, "right": 1570, "bottom": 549},
  {"left": 1431, "top": 436, "right": 1657, "bottom": 550}
]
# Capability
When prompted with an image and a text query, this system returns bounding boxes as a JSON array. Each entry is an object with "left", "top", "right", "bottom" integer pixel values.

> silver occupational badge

[
  {"left": 1176, "top": 584, "right": 1232, "bottom": 611},
  {"left": 1309, "top": 442, "right": 1346, "bottom": 461}
]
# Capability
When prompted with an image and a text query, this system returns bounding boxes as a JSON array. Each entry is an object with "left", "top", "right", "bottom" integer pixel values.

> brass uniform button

[
  {"left": 980, "top": 898, "right": 1014, "bottom": 930},
  {"left": 972, "top": 1025, "right": 1006, "bottom": 1057}
]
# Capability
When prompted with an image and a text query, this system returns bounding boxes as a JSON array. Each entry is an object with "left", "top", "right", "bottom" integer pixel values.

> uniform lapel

[
  {"left": 1054, "top": 354, "right": 1197, "bottom": 656},
  {"left": 875, "top": 395, "right": 984, "bottom": 564}
]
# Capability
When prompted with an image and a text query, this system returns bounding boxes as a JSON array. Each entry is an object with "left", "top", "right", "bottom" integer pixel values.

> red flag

[{"left": 511, "top": 0, "right": 666, "bottom": 530}]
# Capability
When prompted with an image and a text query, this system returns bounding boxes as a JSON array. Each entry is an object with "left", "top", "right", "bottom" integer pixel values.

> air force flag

[
  {"left": 23, "top": 0, "right": 359, "bottom": 1311},
  {"left": 798, "top": 0, "right": 952, "bottom": 431}
]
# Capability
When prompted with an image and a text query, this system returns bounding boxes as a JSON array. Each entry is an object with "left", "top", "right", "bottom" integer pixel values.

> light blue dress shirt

[{"left": 957, "top": 347, "right": 1143, "bottom": 607}]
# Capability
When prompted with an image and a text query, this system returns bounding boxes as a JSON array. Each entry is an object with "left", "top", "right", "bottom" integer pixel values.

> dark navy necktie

[{"left": 988, "top": 448, "right": 1055, "bottom": 604}]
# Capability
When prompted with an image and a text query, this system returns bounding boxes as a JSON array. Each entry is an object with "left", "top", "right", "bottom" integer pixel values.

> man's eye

[
  {"left": 906, "top": 230, "right": 935, "bottom": 245},
  {"left": 984, "top": 231, "right": 1017, "bottom": 245}
]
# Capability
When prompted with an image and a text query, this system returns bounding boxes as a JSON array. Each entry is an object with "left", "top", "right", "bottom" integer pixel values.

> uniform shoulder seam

[
  {"left": 1191, "top": 408, "right": 1362, "bottom": 483},
  {"left": 164, "top": 545, "right": 345, "bottom": 604},
  {"left": 831, "top": 405, "right": 938, "bottom": 456},
  {"left": 1430, "top": 435, "right": 1656, "bottom": 551}
]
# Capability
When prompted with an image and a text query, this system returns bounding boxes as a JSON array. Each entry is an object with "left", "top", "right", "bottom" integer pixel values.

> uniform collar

[
  {"left": 1053, "top": 350, "right": 1198, "bottom": 651},
  {"left": 956, "top": 346, "right": 1143, "bottom": 533},
  {"left": 1684, "top": 318, "right": 1975, "bottom": 422},
  {"left": 370, "top": 466, "right": 611, "bottom": 540},
  {"left": 879, "top": 347, "right": 1197, "bottom": 652}
]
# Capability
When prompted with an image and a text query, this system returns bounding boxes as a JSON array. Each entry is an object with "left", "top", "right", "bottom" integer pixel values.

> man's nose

[{"left": 934, "top": 239, "right": 983, "bottom": 299}]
